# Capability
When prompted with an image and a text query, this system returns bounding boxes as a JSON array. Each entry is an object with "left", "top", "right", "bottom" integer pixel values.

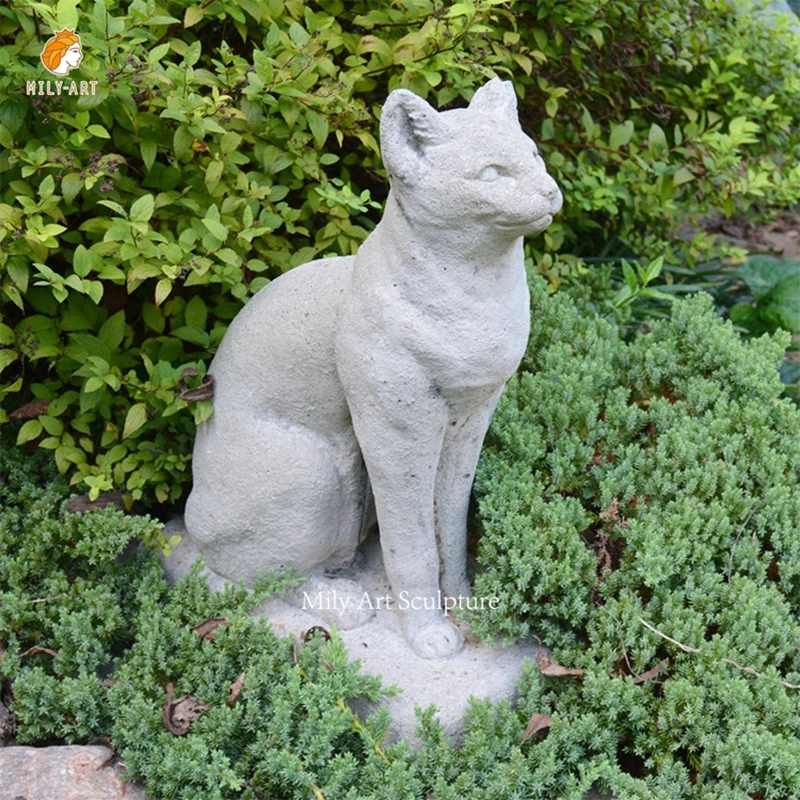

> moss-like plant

[{"left": 472, "top": 276, "right": 800, "bottom": 797}]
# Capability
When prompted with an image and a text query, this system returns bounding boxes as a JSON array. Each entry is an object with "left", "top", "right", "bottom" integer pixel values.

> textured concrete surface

[{"left": 0, "top": 745, "right": 147, "bottom": 800}]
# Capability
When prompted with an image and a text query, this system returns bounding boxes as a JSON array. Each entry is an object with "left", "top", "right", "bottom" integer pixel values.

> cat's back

[{"left": 211, "top": 255, "right": 355, "bottom": 420}]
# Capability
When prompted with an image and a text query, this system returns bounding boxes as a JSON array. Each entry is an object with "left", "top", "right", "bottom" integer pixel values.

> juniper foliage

[{"left": 472, "top": 277, "right": 800, "bottom": 797}]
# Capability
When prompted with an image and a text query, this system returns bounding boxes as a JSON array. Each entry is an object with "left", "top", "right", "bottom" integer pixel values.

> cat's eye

[{"left": 479, "top": 165, "right": 503, "bottom": 182}]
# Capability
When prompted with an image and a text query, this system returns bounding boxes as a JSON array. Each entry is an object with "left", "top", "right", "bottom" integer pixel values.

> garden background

[{"left": 2, "top": 0, "right": 800, "bottom": 798}]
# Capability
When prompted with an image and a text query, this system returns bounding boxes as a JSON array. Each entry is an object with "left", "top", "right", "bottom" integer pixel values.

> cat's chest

[{"left": 392, "top": 275, "right": 530, "bottom": 388}]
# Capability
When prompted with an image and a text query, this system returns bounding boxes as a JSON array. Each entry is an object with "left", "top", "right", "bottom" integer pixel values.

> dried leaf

[
  {"left": 303, "top": 625, "right": 331, "bottom": 643},
  {"left": 19, "top": 646, "right": 58, "bottom": 658},
  {"left": 191, "top": 617, "right": 229, "bottom": 641},
  {"left": 632, "top": 660, "right": 668, "bottom": 685},
  {"left": 226, "top": 672, "right": 246, "bottom": 707},
  {"left": 162, "top": 682, "right": 212, "bottom": 736},
  {"left": 179, "top": 367, "right": 202, "bottom": 383},
  {"left": 9, "top": 400, "right": 49, "bottom": 420},
  {"left": 66, "top": 491, "right": 127, "bottom": 514},
  {"left": 536, "top": 653, "right": 585, "bottom": 678},
  {"left": 180, "top": 376, "right": 214, "bottom": 402},
  {"left": 521, "top": 712, "right": 553, "bottom": 743}
]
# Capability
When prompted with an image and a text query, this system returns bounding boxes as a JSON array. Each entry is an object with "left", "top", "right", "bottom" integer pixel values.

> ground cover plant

[
  {"left": 471, "top": 276, "right": 800, "bottom": 798},
  {"left": 1, "top": 0, "right": 799, "bottom": 502},
  {"left": 3, "top": 277, "right": 800, "bottom": 798}
]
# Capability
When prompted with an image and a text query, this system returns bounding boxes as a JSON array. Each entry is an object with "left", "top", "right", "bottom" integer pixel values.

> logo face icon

[{"left": 40, "top": 29, "right": 83, "bottom": 76}]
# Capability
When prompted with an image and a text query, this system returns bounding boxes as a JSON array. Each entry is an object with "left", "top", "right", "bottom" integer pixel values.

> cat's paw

[{"left": 409, "top": 617, "right": 464, "bottom": 659}]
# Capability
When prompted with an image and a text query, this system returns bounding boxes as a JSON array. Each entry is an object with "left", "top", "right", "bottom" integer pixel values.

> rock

[{"left": 0, "top": 745, "right": 148, "bottom": 800}]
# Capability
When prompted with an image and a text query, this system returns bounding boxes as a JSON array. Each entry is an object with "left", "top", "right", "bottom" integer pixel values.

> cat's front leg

[
  {"left": 339, "top": 353, "right": 464, "bottom": 659},
  {"left": 435, "top": 387, "right": 504, "bottom": 601}
]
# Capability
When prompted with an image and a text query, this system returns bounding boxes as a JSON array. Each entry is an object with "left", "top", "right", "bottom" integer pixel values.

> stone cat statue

[{"left": 184, "top": 78, "right": 562, "bottom": 659}]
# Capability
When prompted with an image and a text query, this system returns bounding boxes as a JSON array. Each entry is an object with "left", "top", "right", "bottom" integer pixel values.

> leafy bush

[
  {"left": 472, "top": 276, "right": 800, "bottom": 796},
  {"left": 1, "top": 0, "right": 799, "bottom": 501}
]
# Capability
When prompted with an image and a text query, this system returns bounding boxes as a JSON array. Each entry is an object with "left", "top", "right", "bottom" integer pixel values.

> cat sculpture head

[{"left": 379, "top": 78, "right": 563, "bottom": 238}]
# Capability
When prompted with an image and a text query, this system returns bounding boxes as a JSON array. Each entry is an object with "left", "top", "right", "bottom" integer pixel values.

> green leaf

[
  {"left": 185, "top": 296, "right": 208, "bottom": 329},
  {"left": 39, "top": 174, "right": 55, "bottom": 200},
  {"left": 130, "top": 195, "right": 155, "bottom": 223},
  {"left": 172, "top": 326, "right": 210, "bottom": 347},
  {"left": 149, "top": 43, "right": 170, "bottom": 64},
  {"left": 202, "top": 218, "right": 228, "bottom": 241},
  {"left": 184, "top": 5, "right": 204, "bottom": 26},
  {"left": 86, "top": 281, "right": 103, "bottom": 305},
  {"left": 39, "top": 415, "right": 63, "bottom": 436},
  {"left": 174, "top": 126, "right": 194, "bottom": 160},
  {"left": 609, "top": 121, "right": 634, "bottom": 150},
  {"left": 586, "top": 24, "right": 604, "bottom": 47},
  {"left": 99, "top": 311, "right": 126, "bottom": 351},
  {"left": 56, "top": 0, "right": 80, "bottom": 29},
  {"left": 288, "top": 21, "right": 309, "bottom": 46},
  {"left": 7, "top": 261, "right": 28, "bottom": 292},
  {"left": 87, "top": 124, "right": 111, "bottom": 139},
  {"left": 123, "top": 403, "right": 148, "bottom": 439},
  {"left": 673, "top": 167, "right": 694, "bottom": 186},
  {"left": 73, "top": 245, "right": 92, "bottom": 277},
  {"left": 0, "top": 348, "right": 17, "bottom": 374},
  {"left": 0, "top": 99, "right": 26, "bottom": 134},
  {"left": 141, "top": 141, "right": 157, "bottom": 172},
  {"left": 763, "top": 274, "right": 800, "bottom": 333},
  {"left": 446, "top": 2, "right": 475, "bottom": 18},
  {"left": 184, "top": 41, "right": 201, "bottom": 66},
  {"left": 142, "top": 303, "right": 165, "bottom": 333},
  {"left": 205, "top": 160, "right": 223, "bottom": 185},
  {"left": 155, "top": 278, "right": 172, "bottom": 307},
  {"left": 622, "top": 260, "right": 638, "bottom": 292},
  {"left": 220, "top": 132, "right": 242, "bottom": 154},
  {"left": 306, "top": 110, "right": 329, "bottom": 149},
  {"left": 648, "top": 123, "right": 667, "bottom": 155},
  {"left": 84, "top": 376, "right": 106, "bottom": 393},
  {"left": 62, "top": 173, "right": 83, "bottom": 202},
  {"left": 97, "top": 199, "right": 128, "bottom": 217},
  {"left": 644, "top": 256, "right": 664, "bottom": 283},
  {"left": 17, "top": 419, "right": 43, "bottom": 444}
]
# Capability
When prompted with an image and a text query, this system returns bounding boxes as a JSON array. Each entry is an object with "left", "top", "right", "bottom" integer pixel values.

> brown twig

[{"left": 639, "top": 618, "right": 800, "bottom": 690}]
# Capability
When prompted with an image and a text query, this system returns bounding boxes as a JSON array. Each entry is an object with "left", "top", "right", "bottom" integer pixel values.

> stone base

[
  {"left": 0, "top": 745, "right": 146, "bottom": 800},
  {"left": 161, "top": 518, "right": 541, "bottom": 743}
]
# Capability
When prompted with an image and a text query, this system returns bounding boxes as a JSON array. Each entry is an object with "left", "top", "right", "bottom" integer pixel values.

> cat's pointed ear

[
  {"left": 468, "top": 78, "right": 518, "bottom": 120},
  {"left": 380, "top": 89, "right": 442, "bottom": 182}
]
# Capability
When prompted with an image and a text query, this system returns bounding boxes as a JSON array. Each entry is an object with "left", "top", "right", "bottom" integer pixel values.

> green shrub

[
  {"left": 472, "top": 276, "right": 800, "bottom": 796},
  {"left": 1, "top": 0, "right": 799, "bottom": 502}
]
